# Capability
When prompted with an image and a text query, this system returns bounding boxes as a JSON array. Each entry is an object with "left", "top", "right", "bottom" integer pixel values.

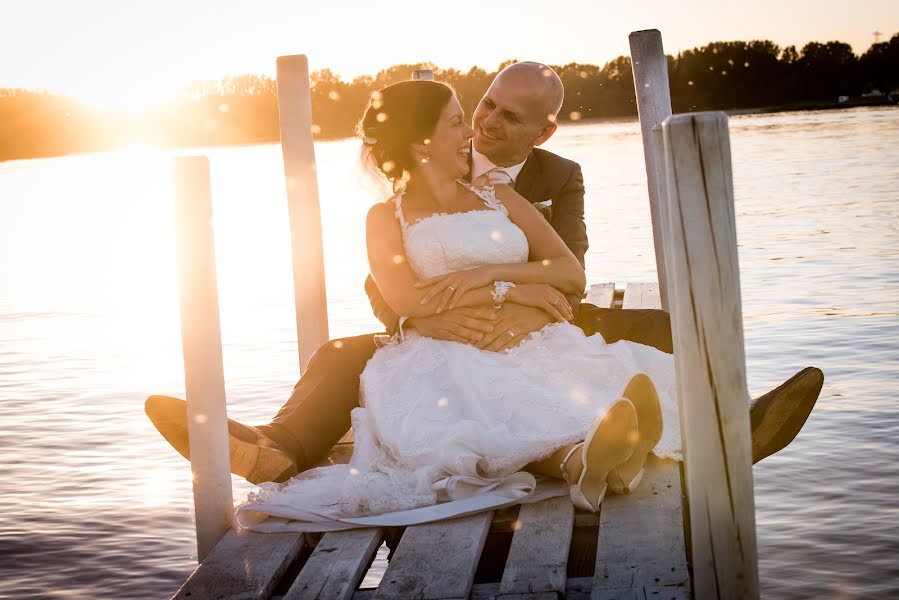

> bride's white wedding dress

[{"left": 235, "top": 183, "right": 679, "bottom": 533}]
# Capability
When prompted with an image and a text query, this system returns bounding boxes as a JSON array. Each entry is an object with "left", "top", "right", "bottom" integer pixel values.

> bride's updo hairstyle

[{"left": 359, "top": 80, "right": 455, "bottom": 190}]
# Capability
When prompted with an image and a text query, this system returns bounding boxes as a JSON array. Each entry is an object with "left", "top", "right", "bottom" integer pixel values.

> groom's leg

[
  {"left": 256, "top": 333, "right": 380, "bottom": 471},
  {"left": 145, "top": 333, "right": 381, "bottom": 483},
  {"left": 575, "top": 303, "right": 673, "bottom": 353}
]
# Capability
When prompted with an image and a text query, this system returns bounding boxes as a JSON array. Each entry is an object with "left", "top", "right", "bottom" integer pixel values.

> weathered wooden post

[
  {"left": 660, "top": 112, "right": 759, "bottom": 598},
  {"left": 172, "top": 156, "right": 234, "bottom": 561},
  {"left": 629, "top": 29, "right": 673, "bottom": 311},
  {"left": 276, "top": 55, "right": 330, "bottom": 372}
]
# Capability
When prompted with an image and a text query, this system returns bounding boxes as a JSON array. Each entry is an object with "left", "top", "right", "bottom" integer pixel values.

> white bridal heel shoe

[
  {"left": 606, "top": 374, "right": 664, "bottom": 495},
  {"left": 561, "top": 399, "right": 639, "bottom": 512}
]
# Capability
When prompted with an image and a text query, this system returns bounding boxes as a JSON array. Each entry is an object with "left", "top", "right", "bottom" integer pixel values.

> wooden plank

[
  {"left": 595, "top": 586, "right": 691, "bottom": 600},
  {"left": 173, "top": 528, "right": 305, "bottom": 599},
  {"left": 285, "top": 528, "right": 383, "bottom": 600},
  {"left": 661, "top": 112, "right": 758, "bottom": 598},
  {"left": 358, "top": 578, "right": 594, "bottom": 600},
  {"left": 591, "top": 284, "right": 689, "bottom": 599},
  {"left": 604, "top": 282, "right": 688, "bottom": 594},
  {"left": 564, "top": 577, "right": 594, "bottom": 599},
  {"left": 644, "top": 586, "right": 691, "bottom": 599},
  {"left": 623, "top": 282, "right": 662, "bottom": 310},
  {"left": 478, "top": 577, "right": 593, "bottom": 600},
  {"left": 373, "top": 511, "right": 493, "bottom": 600},
  {"left": 586, "top": 283, "right": 616, "bottom": 308},
  {"left": 498, "top": 497, "right": 574, "bottom": 597},
  {"left": 595, "top": 590, "right": 642, "bottom": 600},
  {"left": 592, "top": 457, "right": 690, "bottom": 597}
]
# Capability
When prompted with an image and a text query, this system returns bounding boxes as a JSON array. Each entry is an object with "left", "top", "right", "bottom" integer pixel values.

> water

[{"left": 1, "top": 107, "right": 897, "bottom": 599}]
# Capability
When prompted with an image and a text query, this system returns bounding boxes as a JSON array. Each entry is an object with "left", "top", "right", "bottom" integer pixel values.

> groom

[{"left": 146, "top": 62, "right": 823, "bottom": 484}]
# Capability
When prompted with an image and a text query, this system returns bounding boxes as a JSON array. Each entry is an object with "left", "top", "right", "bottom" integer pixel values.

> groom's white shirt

[{"left": 471, "top": 148, "right": 527, "bottom": 183}]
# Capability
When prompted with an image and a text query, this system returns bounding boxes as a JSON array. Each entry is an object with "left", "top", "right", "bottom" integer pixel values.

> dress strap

[
  {"left": 456, "top": 179, "right": 508, "bottom": 215},
  {"left": 393, "top": 192, "right": 409, "bottom": 231}
]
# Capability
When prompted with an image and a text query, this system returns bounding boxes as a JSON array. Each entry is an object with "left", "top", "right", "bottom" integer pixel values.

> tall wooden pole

[
  {"left": 660, "top": 112, "right": 759, "bottom": 599},
  {"left": 629, "top": 29, "right": 673, "bottom": 311},
  {"left": 276, "top": 55, "right": 330, "bottom": 372},
  {"left": 173, "top": 156, "right": 234, "bottom": 562}
]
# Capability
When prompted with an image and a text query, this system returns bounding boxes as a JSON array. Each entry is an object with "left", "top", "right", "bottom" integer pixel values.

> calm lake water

[{"left": 1, "top": 107, "right": 897, "bottom": 599}]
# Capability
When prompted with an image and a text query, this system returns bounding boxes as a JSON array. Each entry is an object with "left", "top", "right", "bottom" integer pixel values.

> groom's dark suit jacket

[{"left": 365, "top": 147, "right": 589, "bottom": 331}]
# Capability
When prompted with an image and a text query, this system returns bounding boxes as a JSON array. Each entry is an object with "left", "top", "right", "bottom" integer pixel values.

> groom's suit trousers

[{"left": 258, "top": 305, "right": 672, "bottom": 472}]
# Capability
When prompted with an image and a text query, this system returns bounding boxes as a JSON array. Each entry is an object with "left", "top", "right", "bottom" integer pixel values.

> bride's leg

[
  {"left": 526, "top": 444, "right": 583, "bottom": 480},
  {"left": 526, "top": 400, "right": 638, "bottom": 512}
]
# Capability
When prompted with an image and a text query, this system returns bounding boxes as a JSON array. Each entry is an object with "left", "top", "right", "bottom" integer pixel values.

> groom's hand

[
  {"left": 406, "top": 307, "right": 498, "bottom": 344},
  {"left": 477, "top": 303, "right": 553, "bottom": 352}
]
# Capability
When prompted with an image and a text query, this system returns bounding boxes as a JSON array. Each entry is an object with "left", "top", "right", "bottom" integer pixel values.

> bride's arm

[
  {"left": 415, "top": 186, "right": 586, "bottom": 312},
  {"left": 366, "top": 202, "right": 495, "bottom": 318},
  {"left": 493, "top": 184, "right": 587, "bottom": 293}
]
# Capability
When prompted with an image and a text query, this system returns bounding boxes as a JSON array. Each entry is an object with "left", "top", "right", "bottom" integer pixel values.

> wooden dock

[
  {"left": 165, "top": 28, "right": 760, "bottom": 600},
  {"left": 171, "top": 282, "right": 691, "bottom": 600}
]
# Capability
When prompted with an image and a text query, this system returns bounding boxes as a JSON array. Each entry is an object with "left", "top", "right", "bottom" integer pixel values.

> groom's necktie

[{"left": 474, "top": 168, "right": 514, "bottom": 188}]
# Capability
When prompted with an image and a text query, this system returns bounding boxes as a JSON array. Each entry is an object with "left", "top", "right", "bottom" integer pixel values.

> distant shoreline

[
  {"left": 725, "top": 95, "right": 896, "bottom": 116},
  {"left": 1, "top": 99, "right": 895, "bottom": 164},
  {"left": 4, "top": 31, "right": 896, "bottom": 163}
]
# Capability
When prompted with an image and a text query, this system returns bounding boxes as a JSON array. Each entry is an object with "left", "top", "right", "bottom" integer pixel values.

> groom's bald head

[
  {"left": 472, "top": 62, "right": 564, "bottom": 166},
  {"left": 496, "top": 62, "right": 565, "bottom": 118}
]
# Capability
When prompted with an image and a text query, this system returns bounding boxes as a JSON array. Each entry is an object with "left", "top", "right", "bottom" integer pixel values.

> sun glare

[
  {"left": 73, "top": 85, "right": 179, "bottom": 111},
  {"left": 141, "top": 467, "right": 179, "bottom": 507}
]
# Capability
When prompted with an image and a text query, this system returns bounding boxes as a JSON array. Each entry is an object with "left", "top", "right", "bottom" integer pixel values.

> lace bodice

[{"left": 394, "top": 182, "right": 529, "bottom": 279}]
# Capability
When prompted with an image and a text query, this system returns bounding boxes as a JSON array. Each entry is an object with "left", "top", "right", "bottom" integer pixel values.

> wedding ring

[
  {"left": 447, "top": 285, "right": 456, "bottom": 291},
  {"left": 507, "top": 330, "right": 515, "bottom": 337},
  {"left": 552, "top": 298, "right": 560, "bottom": 306}
]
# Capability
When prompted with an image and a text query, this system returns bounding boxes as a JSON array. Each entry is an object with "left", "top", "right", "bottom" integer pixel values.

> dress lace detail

[
  {"left": 457, "top": 179, "right": 507, "bottom": 213},
  {"left": 235, "top": 181, "right": 680, "bottom": 533},
  {"left": 393, "top": 180, "right": 528, "bottom": 280}
]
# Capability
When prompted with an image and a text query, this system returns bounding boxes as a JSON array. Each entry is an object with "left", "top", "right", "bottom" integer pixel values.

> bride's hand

[
  {"left": 414, "top": 266, "right": 496, "bottom": 312},
  {"left": 507, "top": 284, "right": 573, "bottom": 322}
]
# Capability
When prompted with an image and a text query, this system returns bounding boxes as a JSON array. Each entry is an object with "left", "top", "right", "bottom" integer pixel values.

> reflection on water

[{"left": 1, "top": 107, "right": 897, "bottom": 598}]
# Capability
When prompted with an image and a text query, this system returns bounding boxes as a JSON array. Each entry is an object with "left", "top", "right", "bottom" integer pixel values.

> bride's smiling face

[{"left": 420, "top": 96, "right": 473, "bottom": 179}]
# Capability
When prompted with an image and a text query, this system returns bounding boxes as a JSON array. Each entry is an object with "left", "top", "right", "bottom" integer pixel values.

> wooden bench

[{"left": 170, "top": 282, "right": 692, "bottom": 600}]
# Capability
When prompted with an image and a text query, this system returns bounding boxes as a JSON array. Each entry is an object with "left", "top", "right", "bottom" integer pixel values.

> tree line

[{"left": 1, "top": 33, "right": 896, "bottom": 161}]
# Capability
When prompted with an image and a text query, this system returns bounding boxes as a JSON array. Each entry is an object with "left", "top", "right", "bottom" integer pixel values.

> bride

[{"left": 236, "top": 81, "right": 678, "bottom": 532}]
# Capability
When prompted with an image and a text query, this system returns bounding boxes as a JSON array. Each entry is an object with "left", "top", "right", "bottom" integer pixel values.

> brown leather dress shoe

[
  {"left": 145, "top": 395, "right": 299, "bottom": 484},
  {"left": 749, "top": 367, "right": 823, "bottom": 464}
]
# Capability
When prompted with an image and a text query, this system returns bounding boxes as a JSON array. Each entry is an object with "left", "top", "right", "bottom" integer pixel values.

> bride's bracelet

[{"left": 491, "top": 281, "right": 516, "bottom": 309}]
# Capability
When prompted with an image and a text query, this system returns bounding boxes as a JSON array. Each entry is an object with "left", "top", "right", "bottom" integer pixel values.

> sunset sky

[{"left": 1, "top": 0, "right": 897, "bottom": 108}]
